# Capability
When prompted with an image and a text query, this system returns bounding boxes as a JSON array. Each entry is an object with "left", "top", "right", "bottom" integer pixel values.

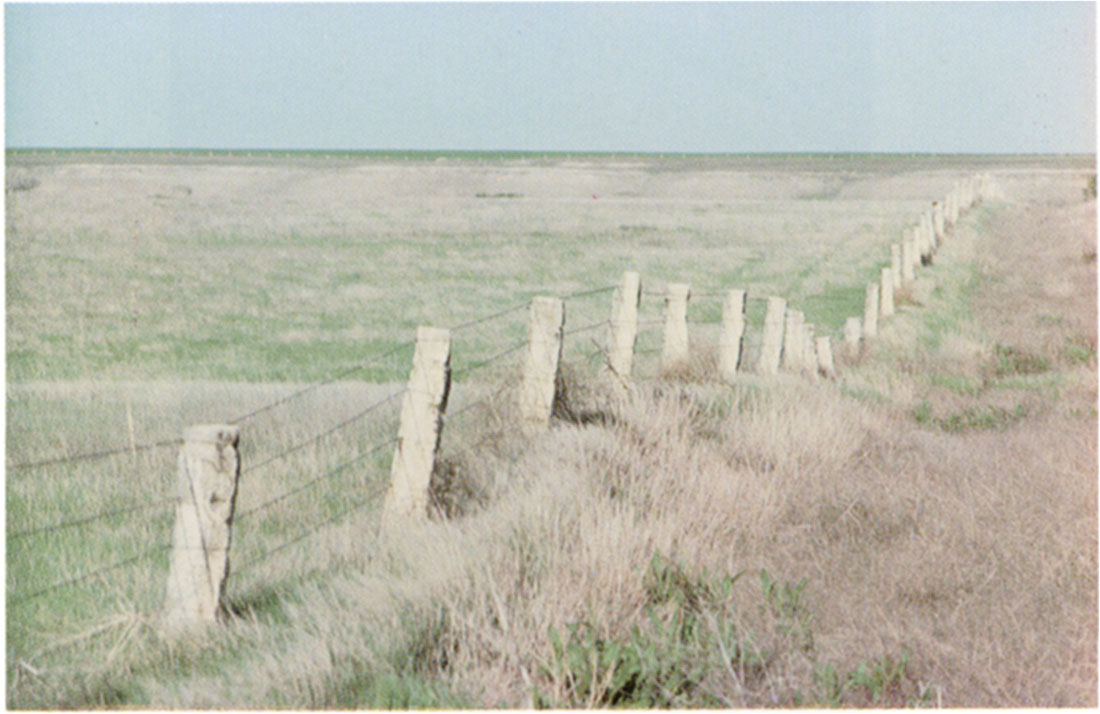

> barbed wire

[
  {"left": 240, "top": 388, "right": 406, "bottom": 478},
  {"left": 9, "top": 543, "right": 170, "bottom": 608},
  {"left": 443, "top": 373, "right": 521, "bottom": 425},
  {"left": 232, "top": 479, "right": 389, "bottom": 577},
  {"left": 562, "top": 284, "right": 617, "bottom": 301},
  {"left": 9, "top": 497, "right": 177, "bottom": 542},
  {"left": 562, "top": 319, "right": 610, "bottom": 338},
  {"left": 236, "top": 437, "right": 398, "bottom": 522},
  {"left": 7, "top": 438, "right": 182, "bottom": 473},
  {"left": 230, "top": 339, "right": 416, "bottom": 425},
  {"left": 448, "top": 300, "right": 529, "bottom": 333},
  {"left": 450, "top": 338, "right": 527, "bottom": 382}
]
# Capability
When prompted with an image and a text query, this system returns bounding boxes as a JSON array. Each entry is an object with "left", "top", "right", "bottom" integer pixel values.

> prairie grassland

[{"left": 5, "top": 154, "right": 1096, "bottom": 708}]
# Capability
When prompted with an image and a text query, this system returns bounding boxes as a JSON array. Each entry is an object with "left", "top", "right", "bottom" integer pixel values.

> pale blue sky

[{"left": 4, "top": 2, "right": 1096, "bottom": 153}]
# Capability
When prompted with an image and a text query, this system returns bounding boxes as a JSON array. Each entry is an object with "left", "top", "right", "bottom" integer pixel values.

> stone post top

[
  {"left": 183, "top": 424, "right": 240, "bottom": 446},
  {"left": 415, "top": 326, "right": 452, "bottom": 343}
]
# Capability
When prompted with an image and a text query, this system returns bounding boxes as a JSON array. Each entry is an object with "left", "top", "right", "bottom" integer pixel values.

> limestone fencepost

[
  {"left": 862, "top": 283, "right": 879, "bottom": 339},
  {"left": 781, "top": 308, "right": 803, "bottom": 372},
  {"left": 519, "top": 296, "right": 565, "bottom": 433},
  {"left": 932, "top": 201, "right": 945, "bottom": 244},
  {"left": 901, "top": 236, "right": 916, "bottom": 283},
  {"left": 606, "top": 271, "right": 642, "bottom": 384},
  {"left": 660, "top": 283, "right": 691, "bottom": 371},
  {"left": 880, "top": 267, "right": 894, "bottom": 318},
  {"left": 164, "top": 424, "right": 241, "bottom": 629},
  {"left": 890, "top": 243, "right": 902, "bottom": 289},
  {"left": 844, "top": 317, "right": 862, "bottom": 359},
  {"left": 802, "top": 323, "right": 818, "bottom": 377},
  {"left": 910, "top": 227, "right": 923, "bottom": 271},
  {"left": 816, "top": 336, "right": 836, "bottom": 378},
  {"left": 381, "top": 326, "right": 452, "bottom": 528},
  {"left": 757, "top": 296, "right": 786, "bottom": 376},
  {"left": 718, "top": 289, "right": 747, "bottom": 382},
  {"left": 920, "top": 213, "right": 934, "bottom": 262}
]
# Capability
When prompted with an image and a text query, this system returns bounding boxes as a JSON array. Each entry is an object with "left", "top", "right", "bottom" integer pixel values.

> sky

[{"left": 4, "top": 2, "right": 1097, "bottom": 154}]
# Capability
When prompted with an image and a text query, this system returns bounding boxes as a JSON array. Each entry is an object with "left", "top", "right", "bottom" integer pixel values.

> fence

[{"left": 7, "top": 173, "right": 996, "bottom": 636}]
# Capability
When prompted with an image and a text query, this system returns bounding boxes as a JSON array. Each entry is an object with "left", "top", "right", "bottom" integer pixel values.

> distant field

[{"left": 8, "top": 151, "right": 1090, "bottom": 386}]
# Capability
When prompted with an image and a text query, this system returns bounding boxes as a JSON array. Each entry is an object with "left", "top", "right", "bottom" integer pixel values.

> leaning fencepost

[
  {"left": 163, "top": 424, "right": 241, "bottom": 629},
  {"left": 844, "top": 317, "right": 862, "bottom": 359},
  {"left": 718, "top": 289, "right": 747, "bottom": 382},
  {"left": 901, "top": 237, "right": 916, "bottom": 283},
  {"left": 606, "top": 271, "right": 642, "bottom": 385},
  {"left": 660, "top": 283, "right": 691, "bottom": 371},
  {"left": 920, "top": 213, "right": 934, "bottom": 262},
  {"left": 519, "top": 297, "right": 564, "bottom": 433},
  {"left": 862, "top": 283, "right": 879, "bottom": 339},
  {"left": 381, "top": 326, "right": 452, "bottom": 528},
  {"left": 816, "top": 336, "right": 836, "bottom": 378},
  {"left": 910, "top": 227, "right": 923, "bottom": 271},
  {"left": 781, "top": 308, "right": 803, "bottom": 372},
  {"left": 757, "top": 296, "right": 787, "bottom": 376},
  {"left": 880, "top": 267, "right": 894, "bottom": 318},
  {"left": 802, "top": 323, "right": 818, "bottom": 377},
  {"left": 890, "top": 244, "right": 902, "bottom": 289}
]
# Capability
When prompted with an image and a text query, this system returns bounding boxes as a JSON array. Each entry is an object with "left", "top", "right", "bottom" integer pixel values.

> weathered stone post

[
  {"left": 718, "top": 289, "right": 747, "bottom": 382},
  {"left": 802, "top": 323, "right": 818, "bottom": 377},
  {"left": 844, "top": 317, "right": 862, "bottom": 359},
  {"left": 781, "top": 308, "right": 804, "bottom": 372},
  {"left": 164, "top": 424, "right": 241, "bottom": 628},
  {"left": 816, "top": 336, "right": 836, "bottom": 378},
  {"left": 519, "top": 297, "right": 564, "bottom": 433},
  {"left": 862, "top": 283, "right": 879, "bottom": 339},
  {"left": 606, "top": 271, "right": 642, "bottom": 383},
  {"left": 933, "top": 201, "right": 945, "bottom": 243},
  {"left": 920, "top": 213, "right": 934, "bottom": 262},
  {"left": 890, "top": 243, "right": 902, "bottom": 289},
  {"left": 880, "top": 267, "right": 894, "bottom": 318},
  {"left": 901, "top": 237, "right": 916, "bottom": 283},
  {"left": 757, "top": 296, "right": 787, "bottom": 376},
  {"left": 381, "top": 326, "right": 452, "bottom": 527},
  {"left": 660, "top": 283, "right": 691, "bottom": 371}
]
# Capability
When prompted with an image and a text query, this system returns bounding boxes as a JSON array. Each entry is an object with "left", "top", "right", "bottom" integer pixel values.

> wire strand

[
  {"left": 236, "top": 438, "right": 398, "bottom": 521},
  {"left": 241, "top": 388, "right": 405, "bottom": 477},
  {"left": 7, "top": 439, "right": 182, "bottom": 472},
  {"left": 9, "top": 497, "right": 177, "bottom": 541},
  {"left": 229, "top": 339, "right": 415, "bottom": 425},
  {"left": 9, "top": 543, "right": 170, "bottom": 607}
]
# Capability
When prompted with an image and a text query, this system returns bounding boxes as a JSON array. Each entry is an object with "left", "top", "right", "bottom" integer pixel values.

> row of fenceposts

[{"left": 10, "top": 172, "right": 997, "bottom": 635}]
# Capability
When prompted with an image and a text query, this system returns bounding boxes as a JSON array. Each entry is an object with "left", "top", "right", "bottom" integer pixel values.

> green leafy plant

[
  {"left": 538, "top": 553, "right": 748, "bottom": 708},
  {"left": 760, "top": 569, "right": 814, "bottom": 651}
]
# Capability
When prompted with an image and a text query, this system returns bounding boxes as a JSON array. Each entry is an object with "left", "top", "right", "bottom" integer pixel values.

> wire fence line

[
  {"left": 231, "top": 478, "right": 391, "bottom": 578},
  {"left": 450, "top": 338, "right": 528, "bottom": 382},
  {"left": 8, "top": 497, "right": 178, "bottom": 542},
  {"left": 9, "top": 543, "right": 172, "bottom": 608},
  {"left": 240, "top": 387, "right": 407, "bottom": 479},
  {"left": 7, "top": 438, "right": 183, "bottom": 474},
  {"left": 8, "top": 286, "right": 612, "bottom": 473},
  {"left": 235, "top": 437, "right": 399, "bottom": 522},
  {"left": 229, "top": 338, "right": 417, "bottom": 426}
]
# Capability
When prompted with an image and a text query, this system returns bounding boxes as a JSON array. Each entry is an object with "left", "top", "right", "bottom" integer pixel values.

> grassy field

[{"left": 5, "top": 152, "right": 1096, "bottom": 708}]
